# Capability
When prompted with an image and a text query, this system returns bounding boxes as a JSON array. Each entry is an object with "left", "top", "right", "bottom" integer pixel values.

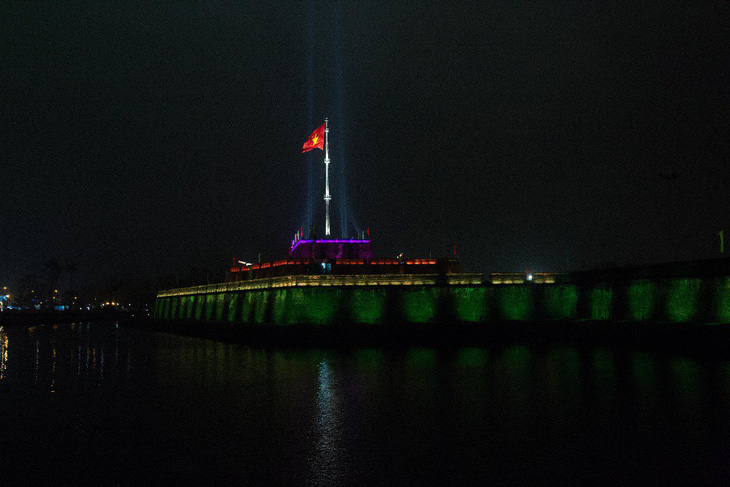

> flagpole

[{"left": 324, "top": 118, "right": 331, "bottom": 236}]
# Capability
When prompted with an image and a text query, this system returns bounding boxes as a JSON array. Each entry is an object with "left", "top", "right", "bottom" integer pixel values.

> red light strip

[{"left": 232, "top": 258, "right": 442, "bottom": 275}]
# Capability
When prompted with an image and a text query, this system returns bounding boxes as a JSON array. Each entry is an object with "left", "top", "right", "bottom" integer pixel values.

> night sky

[{"left": 2, "top": 1, "right": 728, "bottom": 292}]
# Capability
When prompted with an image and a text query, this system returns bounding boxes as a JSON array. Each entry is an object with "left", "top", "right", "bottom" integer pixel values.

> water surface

[{"left": 1, "top": 322, "right": 729, "bottom": 485}]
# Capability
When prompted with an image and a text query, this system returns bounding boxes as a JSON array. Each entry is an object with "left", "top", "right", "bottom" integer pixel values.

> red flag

[{"left": 302, "top": 123, "right": 325, "bottom": 153}]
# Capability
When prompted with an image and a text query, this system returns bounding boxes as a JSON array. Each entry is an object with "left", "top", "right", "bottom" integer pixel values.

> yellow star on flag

[{"left": 302, "top": 122, "right": 326, "bottom": 153}]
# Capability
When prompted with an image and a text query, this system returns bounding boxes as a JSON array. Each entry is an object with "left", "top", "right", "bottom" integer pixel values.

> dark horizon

[{"left": 2, "top": 1, "right": 728, "bottom": 294}]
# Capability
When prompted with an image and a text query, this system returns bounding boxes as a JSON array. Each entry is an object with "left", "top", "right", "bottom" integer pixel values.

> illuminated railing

[
  {"left": 157, "top": 272, "right": 566, "bottom": 298},
  {"left": 231, "top": 258, "right": 448, "bottom": 273},
  {"left": 158, "top": 273, "right": 485, "bottom": 298},
  {"left": 487, "top": 272, "right": 557, "bottom": 284}
]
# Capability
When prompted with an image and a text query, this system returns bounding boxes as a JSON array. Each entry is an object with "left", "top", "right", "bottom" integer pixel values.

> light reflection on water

[
  {"left": 309, "top": 360, "right": 346, "bottom": 486},
  {"left": 0, "top": 322, "right": 729, "bottom": 484}
]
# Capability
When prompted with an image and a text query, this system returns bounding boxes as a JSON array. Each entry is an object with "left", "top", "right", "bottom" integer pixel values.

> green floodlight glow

[
  {"left": 155, "top": 271, "right": 730, "bottom": 325},
  {"left": 665, "top": 278, "right": 701, "bottom": 322},
  {"left": 176, "top": 297, "right": 184, "bottom": 319},
  {"left": 203, "top": 294, "right": 215, "bottom": 322},
  {"left": 671, "top": 357, "right": 700, "bottom": 418},
  {"left": 212, "top": 295, "right": 222, "bottom": 321},
  {"left": 271, "top": 290, "right": 288, "bottom": 324},
  {"left": 253, "top": 291, "right": 270, "bottom": 323},
  {"left": 350, "top": 289, "right": 386, "bottom": 324},
  {"left": 628, "top": 280, "right": 656, "bottom": 321},
  {"left": 227, "top": 293, "right": 240, "bottom": 322},
  {"left": 592, "top": 348, "right": 617, "bottom": 388},
  {"left": 185, "top": 296, "right": 197, "bottom": 320},
  {"left": 715, "top": 277, "right": 730, "bottom": 323},
  {"left": 296, "top": 288, "right": 341, "bottom": 324},
  {"left": 354, "top": 349, "right": 385, "bottom": 371},
  {"left": 498, "top": 286, "right": 534, "bottom": 321},
  {"left": 402, "top": 288, "right": 437, "bottom": 323},
  {"left": 240, "top": 291, "right": 255, "bottom": 323},
  {"left": 631, "top": 351, "right": 656, "bottom": 389},
  {"left": 543, "top": 285, "right": 578, "bottom": 320},
  {"left": 457, "top": 348, "right": 488, "bottom": 368},
  {"left": 503, "top": 345, "right": 531, "bottom": 371},
  {"left": 407, "top": 348, "right": 437, "bottom": 369},
  {"left": 590, "top": 287, "right": 613, "bottom": 320},
  {"left": 452, "top": 287, "right": 488, "bottom": 322},
  {"left": 193, "top": 294, "right": 205, "bottom": 321}
]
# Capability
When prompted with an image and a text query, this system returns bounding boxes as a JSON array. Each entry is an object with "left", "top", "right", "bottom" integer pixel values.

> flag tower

[
  {"left": 301, "top": 119, "right": 331, "bottom": 237},
  {"left": 324, "top": 118, "right": 331, "bottom": 236}
]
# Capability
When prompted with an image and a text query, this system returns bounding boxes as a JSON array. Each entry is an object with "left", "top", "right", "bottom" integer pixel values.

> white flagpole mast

[{"left": 324, "top": 118, "right": 331, "bottom": 236}]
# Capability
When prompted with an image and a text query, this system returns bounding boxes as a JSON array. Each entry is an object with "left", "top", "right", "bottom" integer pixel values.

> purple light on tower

[{"left": 289, "top": 239, "right": 373, "bottom": 259}]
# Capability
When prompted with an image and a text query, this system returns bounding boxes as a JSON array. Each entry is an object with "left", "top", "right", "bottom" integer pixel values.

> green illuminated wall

[
  {"left": 349, "top": 288, "right": 387, "bottom": 324},
  {"left": 628, "top": 280, "right": 656, "bottom": 321},
  {"left": 664, "top": 278, "right": 701, "bottom": 322},
  {"left": 203, "top": 294, "right": 216, "bottom": 322},
  {"left": 451, "top": 287, "right": 488, "bottom": 322},
  {"left": 291, "top": 288, "right": 343, "bottom": 324},
  {"left": 542, "top": 285, "right": 578, "bottom": 320},
  {"left": 589, "top": 287, "right": 613, "bottom": 320},
  {"left": 252, "top": 291, "right": 269, "bottom": 323},
  {"left": 240, "top": 291, "right": 254, "bottom": 323},
  {"left": 402, "top": 288, "right": 438, "bottom": 323},
  {"left": 156, "top": 273, "right": 730, "bottom": 325},
  {"left": 227, "top": 293, "right": 239, "bottom": 322},
  {"left": 714, "top": 278, "right": 730, "bottom": 323},
  {"left": 193, "top": 295, "right": 204, "bottom": 321},
  {"left": 271, "top": 289, "right": 288, "bottom": 324},
  {"left": 497, "top": 285, "right": 534, "bottom": 320}
]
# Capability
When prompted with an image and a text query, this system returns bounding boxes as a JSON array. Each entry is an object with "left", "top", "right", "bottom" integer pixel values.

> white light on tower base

[{"left": 324, "top": 118, "right": 331, "bottom": 236}]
